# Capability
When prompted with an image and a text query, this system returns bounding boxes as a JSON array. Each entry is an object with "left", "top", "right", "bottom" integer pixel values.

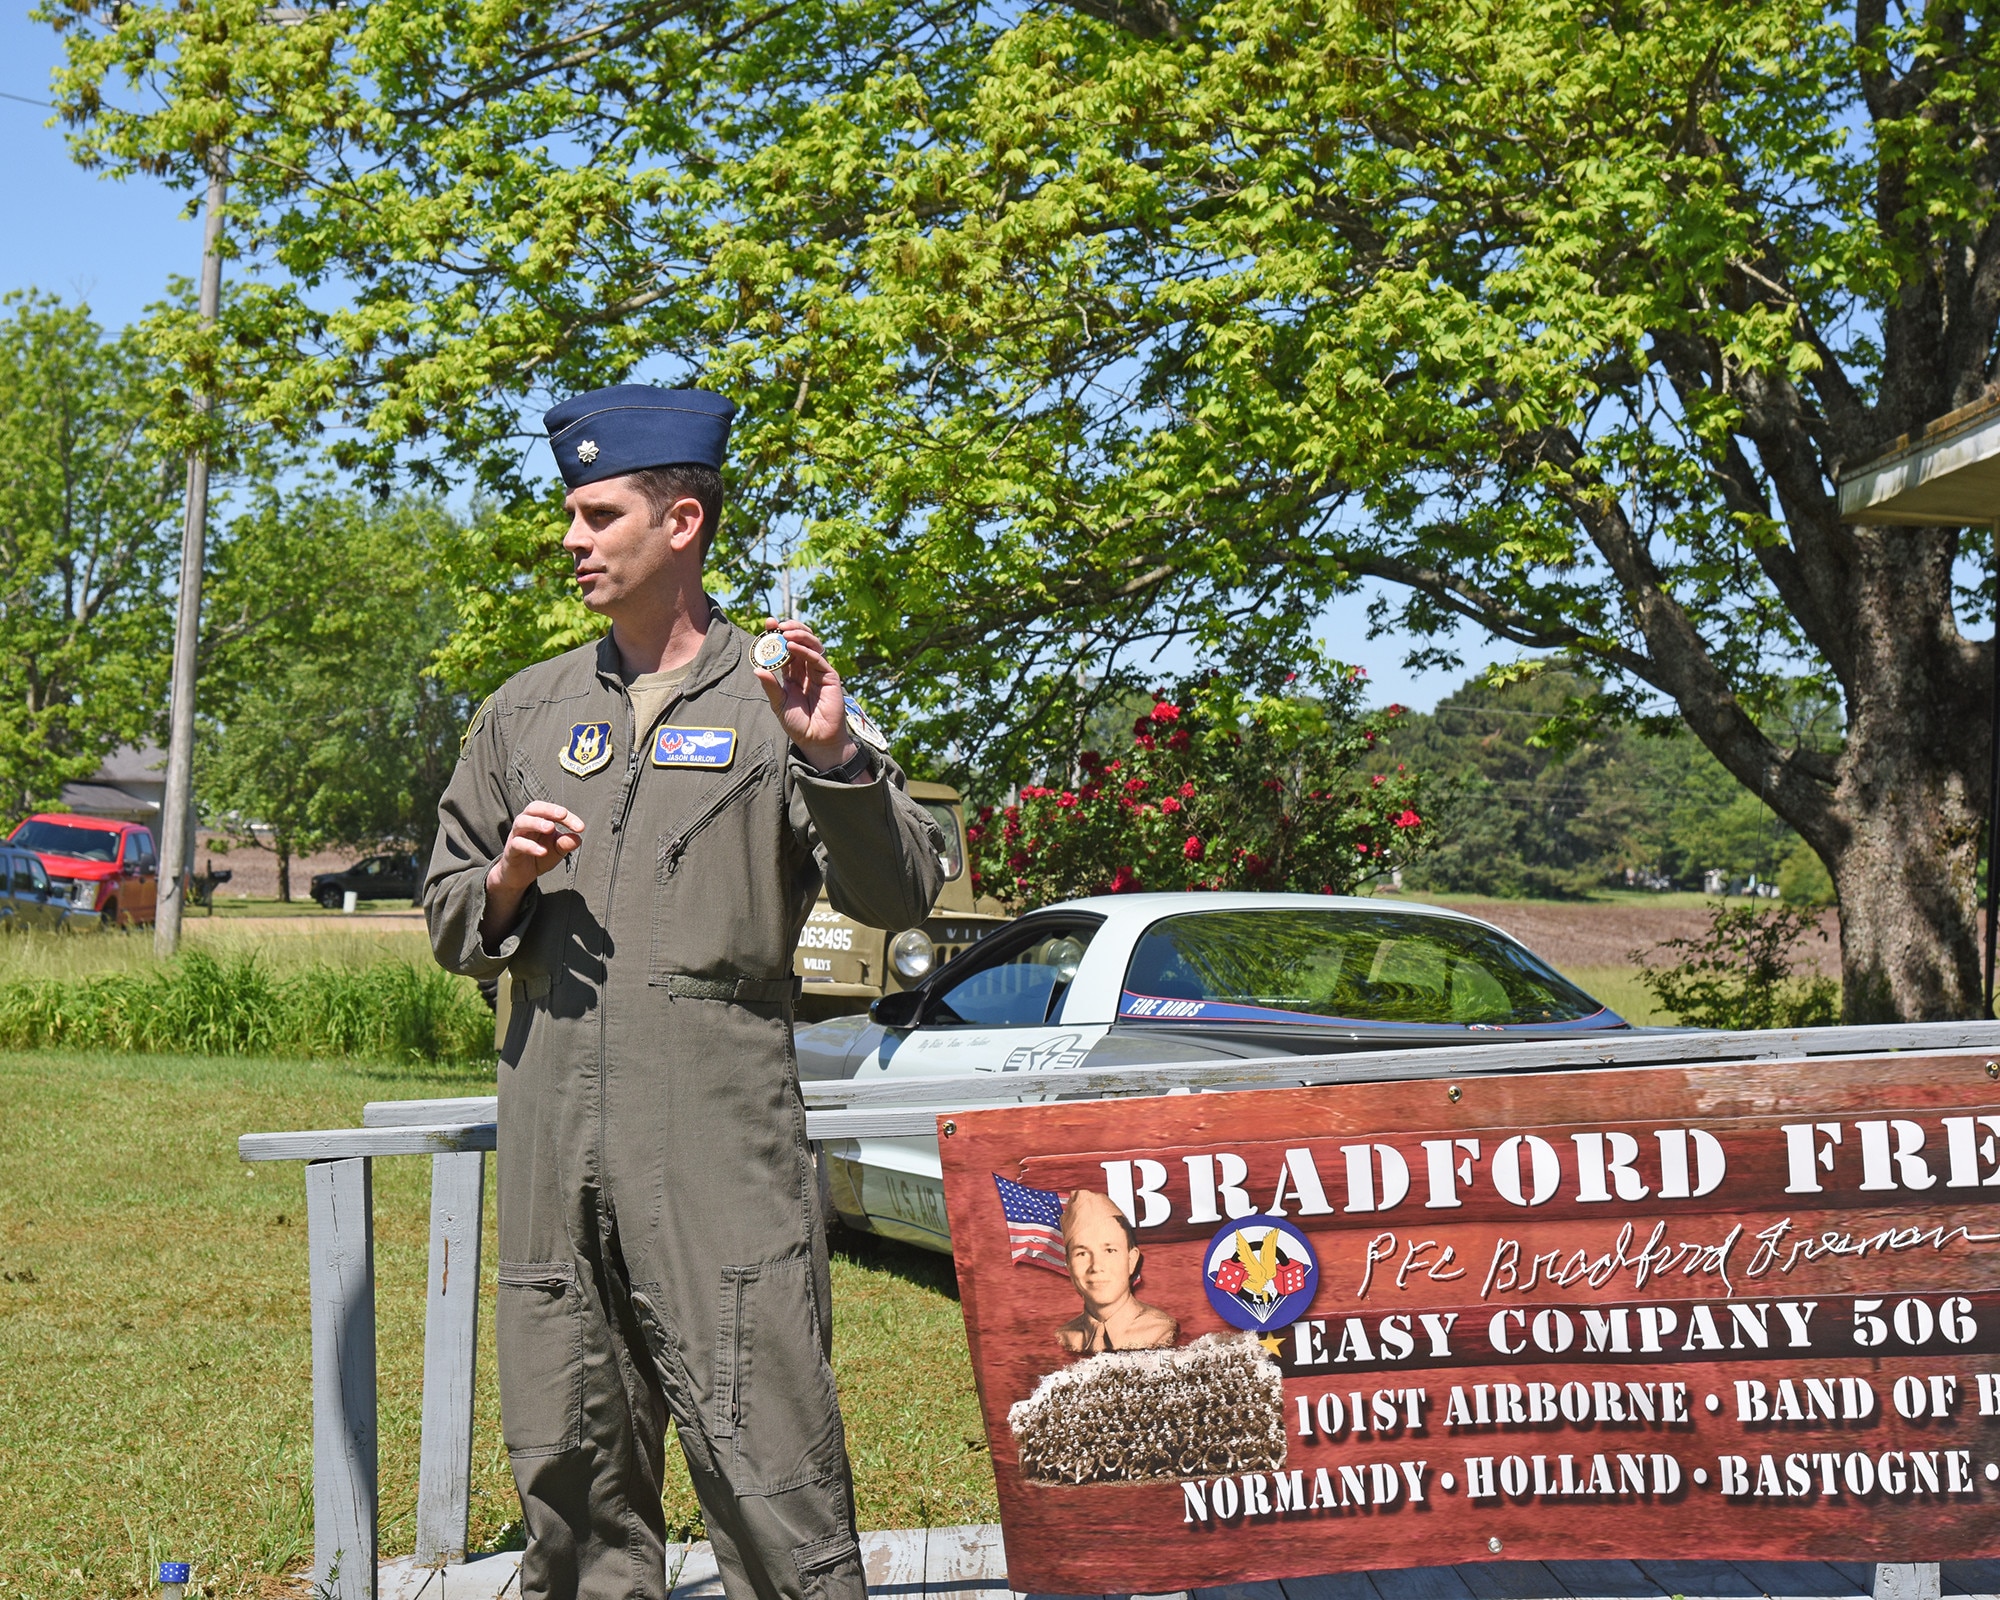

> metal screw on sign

[
  {"left": 1447, "top": 1084, "right": 1463, "bottom": 1103},
  {"left": 1487, "top": 1537, "right": 1502, "bottom": 1554},
  {"left": 159, "top": 1563, "right": 191, "bottom": 1600},
  {"left": 1986, "top": 1061, "right": 1999, "bottom": 1080},
  {"left": 943, "top": 1120, "right": 957, "bottom": 1137}
]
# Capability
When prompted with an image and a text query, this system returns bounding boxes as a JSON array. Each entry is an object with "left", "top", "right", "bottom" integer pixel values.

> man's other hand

[
  {"left": 489, "top": 802, "right": 587, "bottom": 892},
  {"left": 481, "top": 802, "right": 585, "bottom": 947}
]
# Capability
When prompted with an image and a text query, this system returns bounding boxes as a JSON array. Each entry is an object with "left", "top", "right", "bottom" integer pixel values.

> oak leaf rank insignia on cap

[
  {"left": 577, "top": 440, "right": 600, "bottom": 464},
  {"left": 558, "top": 721, "right": 614, "bottom": 778}
]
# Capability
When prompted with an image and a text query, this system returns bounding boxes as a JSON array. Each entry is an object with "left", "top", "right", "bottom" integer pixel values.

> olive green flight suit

[{"left": 425, "top": 609, "right": 943, "bottom": 1600}]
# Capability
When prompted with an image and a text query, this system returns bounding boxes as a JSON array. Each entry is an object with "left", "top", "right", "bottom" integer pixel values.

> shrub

[
  {"left": 1637, "top": 903, "right": 1839, "bottom": 1030},
  {"left": 0, "top": 950, "right": 493, "bottom": 1064},
  {"left": 968, "top": 661, "right": 1435, "bottom": 907}
]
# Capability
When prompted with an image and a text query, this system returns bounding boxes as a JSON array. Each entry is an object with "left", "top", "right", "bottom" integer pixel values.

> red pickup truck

[{"left": 7, "top": 814, "right": 159, "bottom": 928}]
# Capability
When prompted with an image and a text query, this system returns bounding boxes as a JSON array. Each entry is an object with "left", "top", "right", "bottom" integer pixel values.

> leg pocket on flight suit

[
  {"left": 496, "top": 1261, "right": 584, "bottom": 1456},
  {"left": 714, "top": 1255, "right": 840, "bottom": 1494},
  {"left": 793, "top": 1534, "right": 864, "bottom": 1600}
]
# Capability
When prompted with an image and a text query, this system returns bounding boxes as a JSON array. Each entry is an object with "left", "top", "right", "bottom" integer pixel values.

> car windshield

[
  {"left": 1121, "top": 908, "right": 1612, "bottom": 1027},
  {"left": 918, "top": 802, "right": 963, "bottom": 880},
  {"left": 10, "top": 821, "right": 120, "bottom": 862}
]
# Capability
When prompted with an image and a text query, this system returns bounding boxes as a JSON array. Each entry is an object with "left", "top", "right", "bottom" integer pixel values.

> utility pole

[{"left": 155, "top": 155, "right": 226, "bottom": 957}]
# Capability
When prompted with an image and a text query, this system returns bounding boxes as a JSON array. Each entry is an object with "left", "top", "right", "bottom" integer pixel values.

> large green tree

[
  {"left": 198, "top": 489, "right": 470, "bottom": 898},
  {"left": 1390, "top": 670, "right": 1838, "bottom": 898},
  {"left": 0, "top": 293, "right": 182, "bottom": 819},
  {"left": 43, "top": 0, "right": 2000, "bottom": 1018}
]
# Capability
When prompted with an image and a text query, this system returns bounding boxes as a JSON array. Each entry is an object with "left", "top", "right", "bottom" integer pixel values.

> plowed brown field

[{"left": 1424, "top": 897, "right": 1840, "bottom": 978}]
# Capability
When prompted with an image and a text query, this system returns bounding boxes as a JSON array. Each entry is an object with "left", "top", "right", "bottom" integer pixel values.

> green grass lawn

[
  {"left": 200, "top": 899, "right": 420, "bottom": 920},
  {"left": 0, "top": 1050, "right": 993, "bottom": 1600},
  {"left": 0, "top": 926, "right": 440, "bottom": 984},
  {"left": 1560, "top": 964, "right": 1669, "bottom": 1025}
]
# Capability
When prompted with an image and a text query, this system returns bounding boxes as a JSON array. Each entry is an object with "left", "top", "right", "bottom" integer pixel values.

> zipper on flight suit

[
  {"left": 597, "top": 703, "right": 649, "bottom": 1186},
  {"left": 654, "top": 759, "right": 774, "bottom": 880}
]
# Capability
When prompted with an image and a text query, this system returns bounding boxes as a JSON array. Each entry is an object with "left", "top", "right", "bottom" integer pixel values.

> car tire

[
  {"left": 317, "top": 887, "right": 344, "bottom": 910},
  {"left": 99, "top": 902, "right": 118, "bottom": 931}
]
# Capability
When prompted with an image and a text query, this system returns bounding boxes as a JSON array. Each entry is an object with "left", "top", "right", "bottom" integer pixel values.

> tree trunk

[
  {"left": 1828, "top": 807, "right": 1983, "bottom": 1022},
  {"left": 1812, "top": 531, "right": 1988, "bottom": 1022},
  {"left": 277, "top": 836, "right": 292, "bottom": 903}
]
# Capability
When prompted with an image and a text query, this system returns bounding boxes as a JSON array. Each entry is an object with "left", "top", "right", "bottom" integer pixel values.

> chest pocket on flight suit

[{"left": 647, "top": 753, "right": 783, "bottom": 983}]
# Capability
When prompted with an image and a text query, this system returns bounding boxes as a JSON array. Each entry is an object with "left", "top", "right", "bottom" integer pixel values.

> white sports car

[{"left": 796, "top": 891, "right": 1628, "bottom": 1252}]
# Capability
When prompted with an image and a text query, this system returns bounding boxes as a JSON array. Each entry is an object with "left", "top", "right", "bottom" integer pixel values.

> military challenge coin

[{"left": 751, "top": 630, "right": 791, "bottom": 672}]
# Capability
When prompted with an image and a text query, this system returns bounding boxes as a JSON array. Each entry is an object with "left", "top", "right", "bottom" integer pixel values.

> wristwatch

[{"left": 812, "top": 745, "right": 876, "bottom": 784}]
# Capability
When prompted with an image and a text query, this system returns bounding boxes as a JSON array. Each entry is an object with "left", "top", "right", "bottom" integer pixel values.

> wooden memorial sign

[{"left": 936, "top": 1054, "right": 2000, "bottom": 1593}]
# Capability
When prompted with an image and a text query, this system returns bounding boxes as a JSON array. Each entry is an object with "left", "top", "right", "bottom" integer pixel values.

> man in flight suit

[{"left": 424, "top": 384, "right": 944, "bottom": 1600}]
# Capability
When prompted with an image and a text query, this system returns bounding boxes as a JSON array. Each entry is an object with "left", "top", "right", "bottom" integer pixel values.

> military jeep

[{"left": 792, "top": 780, "right": 1010, "bottom": 1021}]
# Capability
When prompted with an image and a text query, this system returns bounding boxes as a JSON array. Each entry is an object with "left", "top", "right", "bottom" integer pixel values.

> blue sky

[
  {"left": 0, "top": 6, "right": 1518, "bottom": 709},
  {"left": 0, "top": 11, "right": 204, "bottom": 329}
]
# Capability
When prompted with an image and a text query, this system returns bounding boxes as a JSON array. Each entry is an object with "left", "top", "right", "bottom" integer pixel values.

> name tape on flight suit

[{"left": 653, "top": 726, "right": 737, "bottom": 768}]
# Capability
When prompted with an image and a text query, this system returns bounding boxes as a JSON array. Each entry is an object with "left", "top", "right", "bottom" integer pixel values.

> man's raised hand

[{"left": 752, "top": 619, "right": 860, "bottom": 773}]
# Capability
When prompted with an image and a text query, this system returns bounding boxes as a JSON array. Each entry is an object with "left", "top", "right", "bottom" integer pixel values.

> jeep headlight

[{"left": 890, "top": 929, "right": 935, "bottom": 981}]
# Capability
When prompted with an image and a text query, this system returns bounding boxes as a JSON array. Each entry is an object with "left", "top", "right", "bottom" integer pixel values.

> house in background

[{"left": 58, "top": 744, "right": 168, "bottom": 824}]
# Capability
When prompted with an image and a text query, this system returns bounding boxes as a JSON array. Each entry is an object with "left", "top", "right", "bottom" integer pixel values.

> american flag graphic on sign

[{"left": 992, "top": 1173, "right": 1068, "bottom": 1274}]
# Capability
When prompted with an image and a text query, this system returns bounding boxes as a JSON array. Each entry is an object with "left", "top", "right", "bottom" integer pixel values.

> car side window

[
  {"left": 132, "top": 830, "right": 155, "bottom": 869},
  {"left": 1, "top": 854, "right": 17, "bottom": 895},
  {"left": 23, "top": 856, "right": 48, "bottom": 894},
  {"left": 928, "top": 923, "right": 1097, "bottom": 1027}
]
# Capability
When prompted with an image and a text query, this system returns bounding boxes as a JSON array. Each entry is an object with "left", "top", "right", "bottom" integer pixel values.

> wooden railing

[{"left": 238, "top": 1021, "right": 2000, "bottom": 1600}]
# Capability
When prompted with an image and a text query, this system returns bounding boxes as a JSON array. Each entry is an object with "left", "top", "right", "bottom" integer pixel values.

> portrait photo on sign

[{"left": 1056, "top": 1188, "right": 1179, "bottom": 1356}]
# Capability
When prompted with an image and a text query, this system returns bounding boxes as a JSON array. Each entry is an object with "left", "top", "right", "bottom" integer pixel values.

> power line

[{"left": 0, "top": 90, "right": 53, "bottom": 109}]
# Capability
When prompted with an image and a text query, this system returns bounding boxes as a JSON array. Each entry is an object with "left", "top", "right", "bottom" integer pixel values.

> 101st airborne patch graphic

[{"left": 558, "top": 721, "right": 615, "bottom": 777}]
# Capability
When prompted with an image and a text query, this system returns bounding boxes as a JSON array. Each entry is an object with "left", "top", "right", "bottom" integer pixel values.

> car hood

[
  {"left": 793, "top": 1010, "right": 1635, "bottom": 1084},
  {"left": 29, "top": 853, "right": 120, "bottom": 878}
]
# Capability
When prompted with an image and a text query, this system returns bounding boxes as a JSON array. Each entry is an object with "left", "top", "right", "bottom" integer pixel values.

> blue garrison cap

[{"left": 543, "top": 385, "right": 736, "bottom": 489}]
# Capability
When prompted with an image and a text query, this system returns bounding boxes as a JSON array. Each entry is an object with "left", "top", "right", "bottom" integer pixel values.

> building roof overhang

[{"left": 1838, "top": 394, "right": 2000, "bottom": 525}]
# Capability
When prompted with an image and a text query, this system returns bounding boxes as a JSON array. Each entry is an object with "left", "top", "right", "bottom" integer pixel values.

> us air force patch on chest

[
  {"left": 653, "top": 726, "right": 737, "bottom": 769},
  {"left": 558, "top": 721, "right": 614, "bottom": 777}
]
